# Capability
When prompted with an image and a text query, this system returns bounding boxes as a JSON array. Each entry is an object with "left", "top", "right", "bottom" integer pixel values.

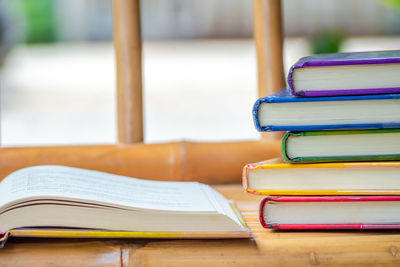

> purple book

[{"left": 288, "top": 50, "right": 400, "bottom": 97}]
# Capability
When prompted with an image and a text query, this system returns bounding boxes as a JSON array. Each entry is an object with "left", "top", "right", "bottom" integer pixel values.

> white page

[{"left": 0, "top": 165, "right": 219, "bottom": 212}]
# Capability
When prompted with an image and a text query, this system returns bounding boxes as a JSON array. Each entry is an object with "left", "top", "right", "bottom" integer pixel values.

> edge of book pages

[
  {"left": 242, "top": 160, "right": 400, "bottom": 196},
  {"left": 0, "top": 201, "right": 251, "bottom": 248},
  {"left": 259, "top": 196, "right": 400, "bottom": 230}
]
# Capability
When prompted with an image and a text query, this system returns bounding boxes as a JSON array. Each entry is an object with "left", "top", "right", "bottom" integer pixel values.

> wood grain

[
  {"left": 113, "top": 0, "right": 144, "bottom": 144},
  {"left": 0, "top": 241, "right": 125, "bottom": 267}
]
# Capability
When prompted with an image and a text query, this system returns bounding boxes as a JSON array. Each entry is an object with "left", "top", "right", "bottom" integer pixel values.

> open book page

[
  {"left": 0, "top": 166, "right": 222, "bottom": 212},
  {"left": 200, "top": 185, "right": 243, "bottom": 226}
]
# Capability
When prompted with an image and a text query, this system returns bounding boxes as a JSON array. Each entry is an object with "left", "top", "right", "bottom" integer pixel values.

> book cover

[
  {"left": 242, "top": 159, "right": 400, "bottom": 195},
  {"left": 253, "top": 89, "right": 400, "bottom": 132},
  {"left": 288, "top": 50, "right": 400, "bottom": 96},
  {"left": 0, "top": 228, "right": 251, "bottom": 248},
  {"left": 260, "top": 196, "right": 400, "bottom": 230},
  {"left": 282, "top": 129, "right": 400, "bottom": 163}
]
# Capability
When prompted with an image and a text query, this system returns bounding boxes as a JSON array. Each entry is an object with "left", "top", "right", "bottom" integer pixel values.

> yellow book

[
  {"left": 0, "top": 166, "right": 250, "bottom": 247},
  {"left": 243, "top": 158, "right": 400, "bottom": 195}
]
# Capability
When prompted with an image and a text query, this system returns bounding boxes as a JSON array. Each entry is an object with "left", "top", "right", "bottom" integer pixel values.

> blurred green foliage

[
  {"left": 380, "top": 0, "right": 400, "bottom": 9},
  {"left": 311, "top": 29, "right": 346, "bottom": 54},
  {"left": 19, "top": 0, "right": 56, "bottom": 43}
]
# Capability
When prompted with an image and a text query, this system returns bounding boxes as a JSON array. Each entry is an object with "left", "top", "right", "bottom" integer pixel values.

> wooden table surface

[{"left": 1, "top": 184, "right": 400, "bottom": 266}]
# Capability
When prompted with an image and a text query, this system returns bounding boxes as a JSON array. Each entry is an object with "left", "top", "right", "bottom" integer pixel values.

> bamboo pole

[
  {"left": 253, "top": 0, "right": 285, "bottom": 140},
  {"left": 0, "top": 141, "right": 280, "bottom": 184},
  {"left": 253, "top": 0, "right": 285, "bottom": 97},
  {"left": 113, "top": 0, "right": 144, "bottom": 144}
]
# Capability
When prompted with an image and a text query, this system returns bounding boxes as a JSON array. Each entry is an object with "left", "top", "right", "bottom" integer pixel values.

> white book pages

[{"left": 0, "top": 166, "right": 219, "bottom": 212}]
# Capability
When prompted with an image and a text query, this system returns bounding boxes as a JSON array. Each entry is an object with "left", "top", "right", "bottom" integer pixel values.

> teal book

[{"left": 282, "top": 129, "right": 400, "bottom": 163}]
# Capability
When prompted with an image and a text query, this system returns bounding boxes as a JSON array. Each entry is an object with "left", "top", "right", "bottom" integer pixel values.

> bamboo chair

[{"left": 0, "top": 0, "right": 284, "bottom": 184}]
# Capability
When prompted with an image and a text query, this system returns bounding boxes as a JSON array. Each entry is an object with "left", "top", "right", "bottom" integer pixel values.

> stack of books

[{"left": 243, "top": 50, "right": 400, "bottom": 230}]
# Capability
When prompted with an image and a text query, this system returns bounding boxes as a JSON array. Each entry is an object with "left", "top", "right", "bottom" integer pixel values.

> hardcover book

[
  {"left": 243, "top": 158, "right": 400, "bottom": 195},
  {"left": 283, "top": 129, "right": 400, "bottom": 163},
  {"left": 0, "top": 165, "right": 250, "bottom": 247},
  {"left": 288, "top": 50, "right": 400, "bottom": 96},
  {"left": 253, "top": 89, "right": 400, "bottom": 132},
  {"left": 260, "top": 196, "right": 400, "bottom": 230}
]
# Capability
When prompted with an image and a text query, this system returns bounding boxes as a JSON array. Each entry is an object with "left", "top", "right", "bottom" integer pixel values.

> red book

[{"left": 260, "top": 196, "right": 400, "bottom": 230}]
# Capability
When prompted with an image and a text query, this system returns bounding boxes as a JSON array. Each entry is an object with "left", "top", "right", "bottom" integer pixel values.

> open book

[{"left": 0, "top": 166, "right": 250, "bottom": 246}]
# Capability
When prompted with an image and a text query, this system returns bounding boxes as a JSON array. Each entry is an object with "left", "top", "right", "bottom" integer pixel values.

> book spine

[
  {"left": 259, "top": 197, "right": 271, "bottom": 228},
  {"left": 287, "top": 64, "right": 299, "bottom": 96},
  {"left": 281, "top": 132, "right": 291, "bottom": 162},
  {"left": 242, "top": 163, "right": 262, "bottom": 195},
  {"left": 252, "top": 97, "right": 269, "bottom": 131},
  {"left": 282, "top": 132, "right": 303, "bottom": 162}
]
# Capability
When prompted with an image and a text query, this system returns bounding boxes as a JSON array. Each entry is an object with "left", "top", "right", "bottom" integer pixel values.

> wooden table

[{"left": 1, "top": 184, "right": 400, "bottom": 266}]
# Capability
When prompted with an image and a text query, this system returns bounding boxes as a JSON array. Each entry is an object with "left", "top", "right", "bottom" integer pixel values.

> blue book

[{"left": 253, "top": 89, "right": 400, "bottom": 132}]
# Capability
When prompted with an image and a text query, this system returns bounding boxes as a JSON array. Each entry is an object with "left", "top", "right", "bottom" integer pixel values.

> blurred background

[{"left": 1, "top": 0, "right": 400, "bottom": 146}]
